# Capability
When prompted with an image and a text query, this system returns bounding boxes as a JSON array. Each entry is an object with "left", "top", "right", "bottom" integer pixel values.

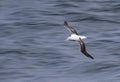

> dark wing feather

[
  {"left": 64, "top": 21, "right": 78, "bottom": 35},
  {"left": 78, "top": 38, "right": 94, "bottom": 59}
]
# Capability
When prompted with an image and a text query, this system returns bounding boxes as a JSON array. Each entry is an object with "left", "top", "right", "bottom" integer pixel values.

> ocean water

[{"left": 0, "top": 0, "right": 120, "bottom": 82}]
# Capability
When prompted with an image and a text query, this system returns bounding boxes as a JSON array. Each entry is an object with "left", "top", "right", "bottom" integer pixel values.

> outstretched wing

[
  {"left": 64, "top": 21, "right": 78, "bottom": 35},
  {"left": 78, "top": 38, "right": 94, "bottom": 59}
]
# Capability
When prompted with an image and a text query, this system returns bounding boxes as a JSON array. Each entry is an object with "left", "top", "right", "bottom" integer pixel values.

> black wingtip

[
  {"left": 64, "top": 21, "right": 68, "bottom": 26},
  {"left": 87, "top": 53, "right": 94, "bottom": 59},
  {"left": 83, "top": 52, "right": 94, "bottom": 59},
  {"left": 86, "top": 52, "right": 94, "bottom": 59},
  {"left": 89, "top": 56, "right": 94, "bottom": 59}
]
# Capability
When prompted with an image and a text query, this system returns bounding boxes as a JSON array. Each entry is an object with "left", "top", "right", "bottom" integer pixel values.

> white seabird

[{"left": 64, "top": 21, "right": 94, "bottom": 59}]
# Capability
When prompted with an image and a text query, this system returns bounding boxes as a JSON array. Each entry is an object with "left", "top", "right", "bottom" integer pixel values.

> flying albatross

[{"left": 64, "top": 21, "right": 94, "bottom": 59}]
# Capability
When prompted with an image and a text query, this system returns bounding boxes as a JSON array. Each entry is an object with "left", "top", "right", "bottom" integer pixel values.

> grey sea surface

[{"left": 0, "top": 0, "right": 120, "bottom": 82}]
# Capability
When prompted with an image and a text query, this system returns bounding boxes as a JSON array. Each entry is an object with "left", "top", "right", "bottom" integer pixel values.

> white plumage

[
  {"left": 66, "top": 34, "right": 87, "bottom": 41},
  {"left": 64, "top": 21, "right": 94, "bottom": 59}
]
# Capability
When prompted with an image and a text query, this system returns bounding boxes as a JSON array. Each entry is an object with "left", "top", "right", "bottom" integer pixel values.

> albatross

[{"left": 64, "top": 21, "right": 94, "bottom": 59}]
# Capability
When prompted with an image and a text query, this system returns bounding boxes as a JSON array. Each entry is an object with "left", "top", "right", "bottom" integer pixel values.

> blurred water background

[{"left": 0, "top": 0, "right": 120, "bottom": 82}]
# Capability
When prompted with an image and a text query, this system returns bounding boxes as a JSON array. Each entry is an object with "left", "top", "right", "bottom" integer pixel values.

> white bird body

[
  {"left": 67, "top": 34, "right": 87, "bottom": 41},
  {"left": 64, "top": 21, "right": 94, "bottom": 59}
]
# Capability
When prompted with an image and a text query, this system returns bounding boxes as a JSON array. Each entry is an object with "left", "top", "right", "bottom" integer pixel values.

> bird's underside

[{"left": 64, "top": 21, "right": 94, "bottom": 59}]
